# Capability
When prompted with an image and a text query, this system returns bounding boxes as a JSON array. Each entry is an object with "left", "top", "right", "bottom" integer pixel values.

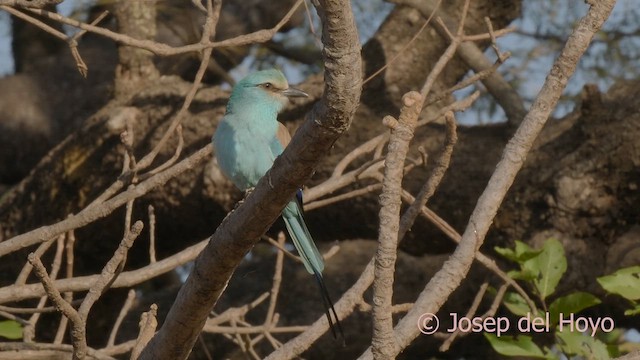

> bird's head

[{"left": 227, "top": 69, "right": 308, "bottom": 115}]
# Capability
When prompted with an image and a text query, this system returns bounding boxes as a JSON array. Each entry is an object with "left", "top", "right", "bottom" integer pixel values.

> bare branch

[
  {"left": 358, "top": 1, "right": 617, "bottom": 357},
  {"left": 133, "top": 0, "right": 222, "bottom": 172},
  {"left": 24, "top": 0, "right": 303, "bottom": 56},
  {"left": 362, "top": 0, "right": 441, "bottom": 86},
  {"left": 130, "top": 304, "right": 158, "bottom": 360},
  {"left": 26, "top": 235, "right": 65, "bottom": 341},
  {"left": 0, "top": 145, "right": 211, "bottom": 257},
  {"left": 78, "top": 221, "right": 143, "bottom": 319},
  {"left": 264, "top": 233, "right": 286, "bottom": 328},
  {"left": 398, "top": 111, "right": 457, "bottom": 239},
  {"left": 108, "top": 289, "right": 137, "bottom": 347},
  {"left": 439, "top": 282, "right": 488, "bottom": 350},
  {"left": 0, "top": 0, "right": 61, "bottom": 8},
  {"left": 372, "top": 92, "right": 422, "bottom": 358},
  {"left": 147, "top": 205, "right": 157, "bottom": 263},
  {"left": 392, "top": 0, "right": 527, "bottom": 125},
  {"left": 0, "top": 342, "right": 115, "bottom": 360},
  {"left": 27, "top": 254, "right": 86, "bottom": 360},
  {"left": 54, "top": 228, "right": 77, "bottom": 344},
  {"left": 138, "top": 0, "right": 361, "bottom": 358},
  {"left": 0, "top": 238, "right": 206, "bottom": 303}
]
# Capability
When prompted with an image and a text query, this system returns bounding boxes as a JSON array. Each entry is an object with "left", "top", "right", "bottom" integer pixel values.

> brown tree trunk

[
  {"left": 11, "top": 4, "right": 63, "bottom": 73},
  {"left": 113, "top": 0, "right": 159, "bottom": 97}
]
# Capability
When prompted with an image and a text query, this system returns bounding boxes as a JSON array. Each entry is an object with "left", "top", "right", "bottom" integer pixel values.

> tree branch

[
  {"left": 392, "top": 0, "right": 527, "bottom": 125},
  {"left": 0, "top": 0, "right": 61, "bottom": 8},
  {"left": 358, "top": 0, "right": 617, "bottom": 357},
  {"left": 24, "top": 0, "right": 303, "bottom": 56},
  {"left": 137, "top": 0, "right": 362, "bottom": 358},
  {"left": 0, "top": 145, "right": 211, "bottom": 257},
  {"left": 372, "top": 92, "right": 422, "bottom": 358}
]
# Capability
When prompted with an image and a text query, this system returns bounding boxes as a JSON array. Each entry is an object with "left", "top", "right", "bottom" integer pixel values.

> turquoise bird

[{"left": 213, "top": 69, "right": 343, "bottom": 339}]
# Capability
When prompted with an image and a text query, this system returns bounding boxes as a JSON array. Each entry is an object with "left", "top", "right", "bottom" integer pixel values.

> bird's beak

[{"left": 281, "top": 87, "right": 308, "bottom": 98}]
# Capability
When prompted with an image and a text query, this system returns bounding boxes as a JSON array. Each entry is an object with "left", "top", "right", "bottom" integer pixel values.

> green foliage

[
  {"left": 496, "top": 238, "right": 567, "bottom": 301},
  {"left": 597, "top": 266, "right": 640, "bottom": 301},
  {"left": 624, "top": 304, "right": 640, "bottom": 316},
  {"left": 548, "top": 292, "right": 601, "bottom": 327},
  {"left": 529, "top": 239, "right": 567, "bottom": 300},
  {"left": 0, "top": 320, "right": 22, "bottom": 340},
  {"left": 494, "top": 240, "right": 543, "bottom": 263},
  {"left": 502, "top": 291, "right": 536, "bottom": 317},
  {"left": 556, "top": 326, "right": 611, "bottom": 359},
  {"left": 597, "top": 266, "right": 640, "bottom": 316},
  {"left": 484, "top": 334, "right": 552, "bottom": 359},
  {"left": 489, "top": 238, "right": 639, "bottom": 360}
]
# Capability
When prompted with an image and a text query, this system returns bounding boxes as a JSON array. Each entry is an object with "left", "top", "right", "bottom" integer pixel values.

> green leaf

[
  {"left": 0, "top": 320, "right": 22, "bottom": 340},
  {"left": 514, "top": 240, "right": 544, "bottom": 262},
  {"left": 529, "top": 238, "right": 567, "bottom": 300},
  {"left": 485, "top": 334, "right": 549, "bottom": 359},
  {"left": 508, "top": 268, "right": 537, "bottom": 282},
  {"left": 624, "top": 303, "right": 640, "bottom": 316},
  {"left": 597, "top": 266, "right": 640, "bottom": 301},
  {"left": 503, "top": 291, "right": 533, "bottom": 317},
  {"left": 495, "top": 245, "right": 518, "bottom": 262},
  {"left": 549, "top": 292, "right": 601, "bottom": 326},
  {"left": 556, "top": 327, "right": 611, "bottom": 359},
  {"left": 495, "top": 240, "right": 542, "bottom": 263}
]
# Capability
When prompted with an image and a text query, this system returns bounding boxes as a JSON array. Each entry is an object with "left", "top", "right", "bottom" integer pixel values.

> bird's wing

[
  {"left": 276, "top": 122, "right": 291, "bottom": 149},
  {"left": 274, "top": 122, "right": 305, "bottom": 206}
]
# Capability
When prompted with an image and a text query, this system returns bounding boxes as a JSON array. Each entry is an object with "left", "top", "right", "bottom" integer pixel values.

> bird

[{"left": 212, "top": 69, "right": 343, "bottom": 339}]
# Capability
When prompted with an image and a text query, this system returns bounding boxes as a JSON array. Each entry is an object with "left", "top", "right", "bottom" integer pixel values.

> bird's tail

[{"left": 283, "top": 201, "right": 344, "bottom": 341}]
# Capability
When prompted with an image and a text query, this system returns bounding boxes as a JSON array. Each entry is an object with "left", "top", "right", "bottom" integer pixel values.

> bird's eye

[{"left": 263, "top": 83, "right": 272, "bottom": 89}]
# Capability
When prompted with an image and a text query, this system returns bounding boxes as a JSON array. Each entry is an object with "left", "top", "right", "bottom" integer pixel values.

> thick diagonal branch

[{"left": 137, "top": 1, "right": 362, "bottom": 359}]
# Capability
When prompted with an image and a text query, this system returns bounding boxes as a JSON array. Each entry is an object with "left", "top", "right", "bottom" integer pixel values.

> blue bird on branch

[{"left": 213, "top": 69, "right": 343, "bottom": 340}]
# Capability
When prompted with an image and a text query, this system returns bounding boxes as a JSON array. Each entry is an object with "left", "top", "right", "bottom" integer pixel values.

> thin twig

[
  {"left": 362, "top": 0, "right": 441, "bottom": 86},
  {"left": 0, "top": 5, "right": 66, "bottom": 40},
  {"left": 396, "top": 189, "right": 537, "bottom": 313},
  {"left": 264, "top": 233, "right": 286, "bottom": 328},
  {"left": 0, "top": 301, "right": 82, "bottom": 315},
  {"left": 139, "top": 125, "right": 184, "bottom": 180},
  {"left": 27, "top": 235, "right": 66, "bottom": 341},
  {"left": 148, "top": 205, "right": 157, "bottom": 263},
  {"left": 108, "top": 289, "right": 137, "bottom": 347},
  {"left": 263, "top": 236, "right": 301, "bottom": 264},
  {"left": 27, "top": 254, "right": 86, "bottom": 360},
  {"left": 305, "top": 183, "right": 382, "bottom": 211},
  {"left": 359, "top": 1, "right": 617, "bottom": 357},
  {"left": 133, "top": 0, "right": 220, "bottom": 173},
  {"left": 24, "top": 0, "right": 304, "bottom": 56},
  {"left": 198, "top": 335, "right": 213, "bottom": 360},
  {"left": 440, "top": 282, "right": 489, "bottom": 351},
  {"left": 0, "top": 342, "right": 115, "bottom": 360},
  {"left": 0, "top": 144, "right": 212, "bottom": 257},
  {"left": 78, "top": 221, "right": 144, "bottom": 320},
  {"left": 54, "top": 229, "right": 77, "bottom": 344},
  {"left": 399, "top": 111, "right": 457, "bottom": 239},
  {"left": 15, "top": 236, "right": 58, "bottom": 286},
  {"left": 424, "top": 55, "right": 511, "bottom": 108},
  {"left": 0, "top": 238, "right": 208, "bottom": 303}
]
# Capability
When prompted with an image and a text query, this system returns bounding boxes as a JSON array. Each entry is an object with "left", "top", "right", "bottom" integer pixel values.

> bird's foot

[{"left": 232, "top": 187, "right": 255, "bottom": 210}]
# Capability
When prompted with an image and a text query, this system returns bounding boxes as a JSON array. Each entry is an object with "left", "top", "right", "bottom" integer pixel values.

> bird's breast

[{"left": 213, "top": 115, "right": 280, "bottom": 190}]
